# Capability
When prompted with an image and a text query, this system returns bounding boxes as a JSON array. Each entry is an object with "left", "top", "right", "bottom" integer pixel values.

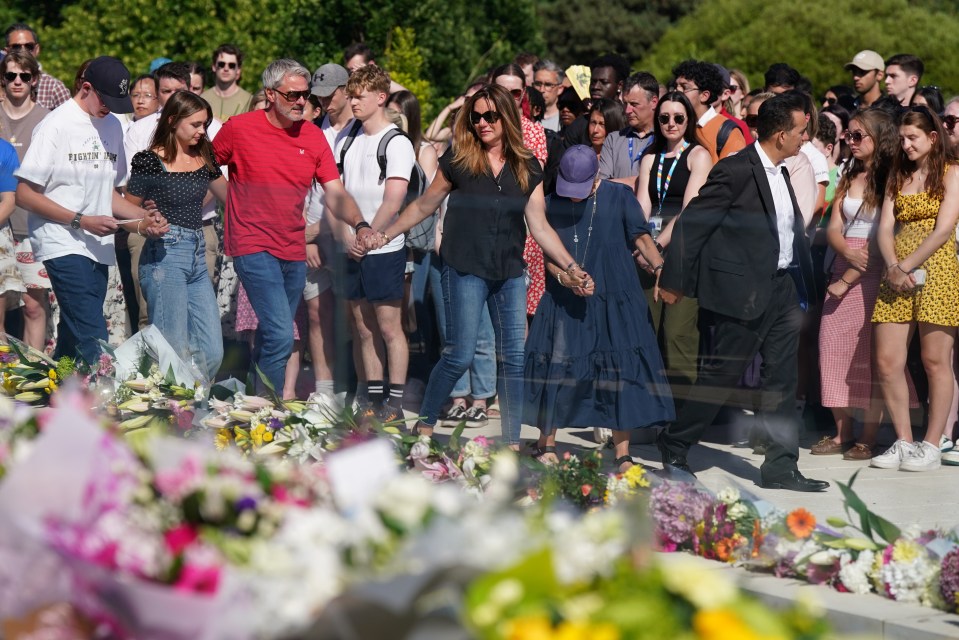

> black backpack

[{"left": 337, "top": 121, "right": 433, "bottom": 252}]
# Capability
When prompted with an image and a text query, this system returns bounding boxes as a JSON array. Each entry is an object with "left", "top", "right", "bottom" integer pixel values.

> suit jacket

[{"left": 660, "top": 143, "right": 815, "bottom": 321}]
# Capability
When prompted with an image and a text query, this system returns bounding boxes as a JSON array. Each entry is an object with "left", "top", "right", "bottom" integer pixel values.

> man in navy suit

[{"left": 656, "top": 93, "right": 829, "bottom": 493}]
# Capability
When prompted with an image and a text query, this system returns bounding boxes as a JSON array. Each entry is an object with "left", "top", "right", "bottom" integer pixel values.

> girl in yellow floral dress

[{"left": 872, "top": 107, "right": 959, "bottom": 472}]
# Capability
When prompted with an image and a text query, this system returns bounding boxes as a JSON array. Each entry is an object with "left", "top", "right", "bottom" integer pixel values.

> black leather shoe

[
  {"left": 760, "top": 470, "right": 829, "bottom": 492},
  {"left": 656, "top": 432, "right": 695, "bottom": 476}
]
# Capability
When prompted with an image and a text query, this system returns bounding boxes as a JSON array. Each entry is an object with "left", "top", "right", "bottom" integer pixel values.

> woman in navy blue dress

[{"left": 524, "top": 145, "right": 675, "bottom": 471}]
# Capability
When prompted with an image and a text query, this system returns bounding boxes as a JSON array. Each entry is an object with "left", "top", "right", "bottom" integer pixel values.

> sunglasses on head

[
  {"left": 470, "top": 110, "right": 501, "bottom": 126},
  {"left": 843, "top": 130, "right": 870, "bottom": 144},
  {"left": 2, "top": 71, "right": 32, "bottom": 83},
  {"left": 658, "top": 113, "right": 686, "bottom": 126},
  {"left": 216, "top": 61, "right": 238, "bottom": 69},
  {"left": 273, "top": 88, "right": 310, "bottom": 102}
]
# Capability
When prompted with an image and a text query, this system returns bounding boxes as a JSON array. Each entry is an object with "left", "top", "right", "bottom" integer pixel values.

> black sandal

[
  {"left": 410, "top": 422, "right": 434, "bottom": 438},
  {"left": 614, "top": 455, "right": 634, "bottom": 470},
  {"left": 530, "top": 444, "right": 558, "bottom": 464}
]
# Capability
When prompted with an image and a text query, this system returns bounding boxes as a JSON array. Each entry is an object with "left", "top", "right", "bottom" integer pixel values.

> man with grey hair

[
  {"left": 598, "top": 71, "right": 659, "bottom": 185},
  {"left": 213, "top": 58, "right": 372, "bottom": 394},
  {"left": 532, "top": 60, "right": 564, "bottom": 132}
]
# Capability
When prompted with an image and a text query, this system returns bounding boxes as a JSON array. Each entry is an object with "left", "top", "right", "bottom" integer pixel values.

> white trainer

[
  {"left": 939, "top": 435, "right": 955, "bottom": 452},
  {"left": 870, "top": 440, "right": 917, "bottom": 470},
  {"left": 942, "top": 449, "right": 959, "bottom": 466},
  {"left": 900, "top": 441, "right": 942, "bottom": 472}
]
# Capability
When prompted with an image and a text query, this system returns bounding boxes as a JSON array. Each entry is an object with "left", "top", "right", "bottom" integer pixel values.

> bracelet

[
  {"left": 653, "top": 264, "right": 664, "bottom": 273},
  {"left": 565, "top": 261, "right": 580, "bottom": 274},
  {"left": 381, "top": 231, "right": 391, "bottom": 243},
  {"left": 887, "top": 263, "right": 899, "bottom": 271},
  {"left": 354, "top": 221, "right": 372, "bottom": 232},
  {"left": 554, "top": 270, "right": 565, "bottom": 286},
  {"left": 136, "top": 218, "right": 145, "bottom": 237},
  {"left": 839, "top": 277, "right": 854, "bottom": 287},
  {"left": 896, "top": 264, "right": 910, "bottom": 275}
]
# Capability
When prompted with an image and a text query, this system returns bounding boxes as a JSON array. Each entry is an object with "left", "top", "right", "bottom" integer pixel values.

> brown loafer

[
  {"left": 810, "top": 436, "right": 850, "bottom": 455},
  {"left": 843, "top": 443, "right": 874, "bottom": 460}
]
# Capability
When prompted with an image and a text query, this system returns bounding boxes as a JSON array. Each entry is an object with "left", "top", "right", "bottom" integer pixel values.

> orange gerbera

[{"left": 786, "top": 508, "right": 816, "bottom": 539}]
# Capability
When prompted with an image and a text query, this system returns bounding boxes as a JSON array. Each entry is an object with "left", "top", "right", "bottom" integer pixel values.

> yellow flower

[
  {"left": 892, "top": 539, "right": 924, "bottom": 563},
  {"left": 624, "top": 463, "right": 649, "bottom": 488},
  {"left": 234, "top": 426, "right": 251, "bottom": 450},
  {"left": 48, "top": 368, "right": 57, "bottom": 380},
  {"left": 505, "top": 616, "right": 554, "bottom": 640},
  {"left": 556, "top": 621, "right": 618, "bottom": 640},
  {"left": 693, "top": 609, "right": 784, "bottom": 640},
  {"left": 214, "top": 429, "right": 232, "bottom": 450},
  {"left": 250, "top": 423, "right": 273, "bottom": 449}
]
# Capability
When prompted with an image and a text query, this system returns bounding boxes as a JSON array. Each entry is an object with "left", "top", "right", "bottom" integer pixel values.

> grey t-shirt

[
  {"left": 597, "top": 127, "right": 654, "bottom": 180},
  {"left": 541, "top": 112, "right": 560, "bottom": 132},
  {"left": 0, "top": 104, "right": 51, "bottom": 239}
]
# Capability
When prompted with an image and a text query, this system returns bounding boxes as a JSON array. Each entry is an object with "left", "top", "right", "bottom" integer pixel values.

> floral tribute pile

[{"left": 0, "top": 332, "right": 954, "bottom": 638}]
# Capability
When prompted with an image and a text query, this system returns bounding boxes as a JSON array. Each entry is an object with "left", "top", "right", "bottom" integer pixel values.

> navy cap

[
  {"left": 84, "top": 56, "right": 133, "bottom": 113},
  {"left": 556, "top": 145, "right": 599, "bottom": 199}
]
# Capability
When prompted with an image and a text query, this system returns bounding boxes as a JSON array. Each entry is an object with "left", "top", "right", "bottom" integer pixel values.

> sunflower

[{"left": 786, "top": 508, "right": 816, "bottom": 539}]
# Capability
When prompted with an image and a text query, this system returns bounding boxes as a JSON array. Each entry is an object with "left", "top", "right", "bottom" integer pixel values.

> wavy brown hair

[
  {"left": 835, "top": 108, "right": 898, "bottom": 215},
  {"left": 891, "top": 107, "right": 955, "bottom": 201},
  {"left": 149, "top": 91, "right": 216, "bottom": 170},
  {"left": 451, "top": 84, "right": 534, "bottom": 192}
]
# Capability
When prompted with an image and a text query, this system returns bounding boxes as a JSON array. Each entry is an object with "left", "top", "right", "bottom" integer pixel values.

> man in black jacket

[{"left": 656, "top": 93, "right": 828, "bottom": 493}]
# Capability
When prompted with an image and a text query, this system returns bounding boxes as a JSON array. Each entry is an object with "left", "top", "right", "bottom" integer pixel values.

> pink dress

[
  {"left": 235, "top": 284, "right": 306, "bottom": 340},
  {"left": 521, "top": 116, "right": 548, "bottom": 316}
]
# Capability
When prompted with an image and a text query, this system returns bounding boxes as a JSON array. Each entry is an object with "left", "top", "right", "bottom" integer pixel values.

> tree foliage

[
  {"left": 636, "top": 0, "right": 959, "bottom": 96},
  {"left": 538, "top": 0, "right": 700, "bottom": 67}
]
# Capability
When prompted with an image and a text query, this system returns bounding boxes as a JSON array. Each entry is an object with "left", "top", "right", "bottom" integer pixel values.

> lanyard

[
  {"left": 627, "top": 132, "right": 649, "bottom": 166},
  {"left": 656, "top": 141, "right": 689, "bottom": 215}
]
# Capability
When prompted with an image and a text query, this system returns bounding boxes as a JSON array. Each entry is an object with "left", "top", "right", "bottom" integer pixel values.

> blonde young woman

[{"left": 871, "top": 107, "right": 959, "bottom": 471}]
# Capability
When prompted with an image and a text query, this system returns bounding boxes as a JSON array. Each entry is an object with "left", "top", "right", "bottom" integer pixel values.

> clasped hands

[
  {"left": 557, "top": 264, "right": 594, "bottom": 297},
  {"left": 885, "top": 262, "right": 917, "bottom": 292},
  {"left": 83, "top": 200, "right": 168, "bottom": 238},
  {"left": 347, "top": 227, "right": 387, "bottom": 260}
]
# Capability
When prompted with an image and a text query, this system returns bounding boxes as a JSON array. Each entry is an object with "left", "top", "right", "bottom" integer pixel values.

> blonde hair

[
  {"left": 451, "top": 84, "right": 534, "bottom": 192},
  {"left": 346, "top": 64, "right": 391, "bottom": 96}
]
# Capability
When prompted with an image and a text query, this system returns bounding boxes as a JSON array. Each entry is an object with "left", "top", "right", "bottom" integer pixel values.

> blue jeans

[
  {"left": 421, "top": 266, "right": 526, "bottom": 443},
  {"left": 428, "top": 254, "right": 496, "bottom": 399},
  {"left": 233, "top": 251, "right": 305, "bottom": 394},
  {"left": 44, "top": 254, "right": 108, "bottom": 365},
  {"left": 139, "top": 225, "right": 223, "bottom": 381}
]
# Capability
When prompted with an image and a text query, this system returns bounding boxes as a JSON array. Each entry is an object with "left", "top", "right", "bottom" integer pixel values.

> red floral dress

[{"left": 521, "top": 116, "right": 548, "bottom": 316}]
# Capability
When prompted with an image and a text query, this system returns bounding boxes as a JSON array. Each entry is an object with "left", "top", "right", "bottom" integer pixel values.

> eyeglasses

[
  {"left": 131, "top": 92, "right": 156, "bottom": 101},
  {"left": 532, "top": 81, "right": 558, "bottom": 90},
  {"left": 469, "top": 110, "right": 501, "bottom": 126},
  {"left": 744, "top": 114, "right": 759, "bottom": 128},
  {"left": 658, "top": 113, "right": 686, "bottom": 125},
  {"left": 273, "top": 88, "right": 310, "bottom": 102},
  {"left": 2, "top": 71, "right": 32, "bottom": 83},
  {"left": 943, "top": 115, "right": 959, "bottom": 131},
  {"left": 216, "top": 61, "right": 238, "bottom": 70},
  {"left": 677, "top": 84, "right": 700, "bottom": 95},
  {"left": 7, "top": 42, "right": 36, "bottom": 52},
  {"left": 843, "top": 130, "right": 870, "bottom": 144}
]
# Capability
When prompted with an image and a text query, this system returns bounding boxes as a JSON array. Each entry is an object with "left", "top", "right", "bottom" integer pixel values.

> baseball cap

[
  {"left": 84, "top": 56, "right": 133, "bottom": 113},
  {"left": 844, "top": 50, "right": 884, "bottom": 72},
  {"left": 311, "top": 63, "right": 349, "bottom": 97},
  {"left": 713, "top": 63, "right": 732, "bottom": 89},
  {"left": 556, "top": 145, "right": 599, "bottom": 199}
]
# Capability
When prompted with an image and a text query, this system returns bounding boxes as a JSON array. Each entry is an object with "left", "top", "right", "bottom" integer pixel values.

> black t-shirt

[
  {"left": 127, "top": 150, "right": 222, "bottom": 230},
  {"left": 439, "top": 153, "right": 543, "bottom": 280}
]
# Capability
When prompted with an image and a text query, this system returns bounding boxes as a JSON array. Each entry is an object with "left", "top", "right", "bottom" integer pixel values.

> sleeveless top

[
  {"left": 841, "top": 196, "right": 876, "bottom": 239},
  {"left": 646, "top": 144, "right": 694, "bottom": 227}
]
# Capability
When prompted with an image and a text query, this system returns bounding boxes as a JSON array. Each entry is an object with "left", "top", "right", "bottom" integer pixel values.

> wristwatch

[{"left": 70, "top": 213, "right": 83, "bottom": 230}]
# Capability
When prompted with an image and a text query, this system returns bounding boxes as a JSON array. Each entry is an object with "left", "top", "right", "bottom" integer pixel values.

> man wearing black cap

[{"left": 14, "top": 56, "right": 168, "bottom": 365}]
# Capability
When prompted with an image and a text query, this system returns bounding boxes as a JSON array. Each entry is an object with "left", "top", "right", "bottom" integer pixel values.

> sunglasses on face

[
  {"left": 943, "top": 115, "right": 959, "bottom": 131},
  {"left": 658, "top": 113, "right": 686, "bottom": 126},
  {"left": 7, "top": 42, "right": 36, "bottom": 52},
  {"left": 507, "top": 88, "right": 523, "bottom": 99},
  {"left": 470, "top": 110, "right": 501, "bottom": 126},
  {"left": 730, "top": 84, "right": 740, "bottom": 92},
  {"left": 216, "top": 61, "right": 238, "bottom": 70},
  {"left": 3, "top": 71, "right": 32, "bottom": 83},
  {"left": 843, "top": 130, "right": 870, "bottom": 144},
  {"left": 744, "top": 114, "right": 759, "bottom": 128},
  {"left": 273, "top": 88, "right": 310, "bottom": 102}
]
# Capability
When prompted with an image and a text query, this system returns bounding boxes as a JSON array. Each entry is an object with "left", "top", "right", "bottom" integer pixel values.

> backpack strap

[
  {"left": 375, "top": 128, "right": 412, "bottom": 182},
  {"left": 715, "top": 119, "right": 738, "bottom": 158},
  {"left": 336, "top": 119, "right": 365, "bottom": 175}
]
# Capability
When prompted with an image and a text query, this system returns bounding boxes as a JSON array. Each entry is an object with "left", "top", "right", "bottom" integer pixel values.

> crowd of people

[{"left": 2, "top": 22, "right": 959, "bottom": 491}]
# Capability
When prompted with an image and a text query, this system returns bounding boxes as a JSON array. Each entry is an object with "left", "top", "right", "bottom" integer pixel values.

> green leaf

[
  {"left": 254, "top": 364, "right": 282, "bottom": 405},
  {"left": 836, "top": 470, "right": 872, "bottom": 540},
  {"left": 448, "top": 420, "right": 466, "bottom": 452},
  {"left": 868, "top": 512, "right": 902, "bottom": 546}
]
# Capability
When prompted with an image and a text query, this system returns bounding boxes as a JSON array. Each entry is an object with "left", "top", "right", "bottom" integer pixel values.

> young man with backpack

[
  {"left": 339, "top": 65, "right": 415, "bottom": 420},
  {"left": 672, "top": 59, "right": 745, "bottom": 165}
]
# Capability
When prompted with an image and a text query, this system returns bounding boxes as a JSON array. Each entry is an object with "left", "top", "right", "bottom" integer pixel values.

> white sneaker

[
  {"left": 593, "top": 427, "right": 612, "bottom": 445},
  {"left": 900, "top": 441, "right": 942, "bottom": 472},
  {"left": 870, "top": 440, "right": 917, "bottom": 470},
  {"left": 942, "top": 449, "right": 959, "bottom": 466},
  {"left": 940, "top": 435, "right": 955, "bottom": 452}
]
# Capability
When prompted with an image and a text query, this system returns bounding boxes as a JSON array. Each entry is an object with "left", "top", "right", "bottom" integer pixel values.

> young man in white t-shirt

[
  {"left": 14, "top": 56, "right": 168, "bottom": 364},
  {"left": 340, "top": 65, "right": 414, "bottom": 420}
]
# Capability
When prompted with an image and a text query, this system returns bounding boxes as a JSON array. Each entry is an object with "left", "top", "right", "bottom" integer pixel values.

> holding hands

[
  {"left": 556, "top": 263, "right": 595, "bottom": 297},
  {"left": 885, "top": 263, "right": 917, "bottom": 292}
]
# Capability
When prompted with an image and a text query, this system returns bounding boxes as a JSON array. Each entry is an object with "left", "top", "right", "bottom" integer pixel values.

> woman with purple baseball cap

[{"left": 524, "top": 144, "right": 675, "bottom": 470}]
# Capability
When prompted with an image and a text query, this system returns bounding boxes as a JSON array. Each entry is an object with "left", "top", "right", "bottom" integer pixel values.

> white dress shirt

[{"left": 754, "top": 142, "right": 794, "bottom": 269}]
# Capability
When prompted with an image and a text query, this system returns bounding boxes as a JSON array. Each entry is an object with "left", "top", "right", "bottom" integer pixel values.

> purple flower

[
  {"left": 940, "top": 549, "right": 959, "bottom": 611},
  {"left": 0, "top": 352, "right": 17, "bottom": 364},
  {"left": 235, "top": 496, "right": 258, "bottom": 511},
  {"left": 650, "top": 481, "right": 715, "bottom": 550},
  {"left": 268, "top": 417, "right": 283, "bottom": 431}
]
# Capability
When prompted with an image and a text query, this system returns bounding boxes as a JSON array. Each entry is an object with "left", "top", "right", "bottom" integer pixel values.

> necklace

[{"left": 573, "top": 188, "right": 598, "bottom": 265}]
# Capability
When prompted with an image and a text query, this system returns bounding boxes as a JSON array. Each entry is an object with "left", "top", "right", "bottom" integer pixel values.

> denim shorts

[{"left": 344, "top": 248, "right": 406, "bottom": 302}]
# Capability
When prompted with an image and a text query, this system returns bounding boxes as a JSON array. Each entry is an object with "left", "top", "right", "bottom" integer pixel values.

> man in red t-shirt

[{"left": 213, "top": 58, "right": 371, "bottom": 394}]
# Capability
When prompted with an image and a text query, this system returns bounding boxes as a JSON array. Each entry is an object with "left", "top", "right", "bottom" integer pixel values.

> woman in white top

[{"left": 815, "top": 108, "right": 905, "bottom": 459}]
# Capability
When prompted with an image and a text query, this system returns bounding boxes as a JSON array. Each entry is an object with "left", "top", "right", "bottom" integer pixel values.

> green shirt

[{"left": 201, "top": 86, "right": 252, "bottom": 122}]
